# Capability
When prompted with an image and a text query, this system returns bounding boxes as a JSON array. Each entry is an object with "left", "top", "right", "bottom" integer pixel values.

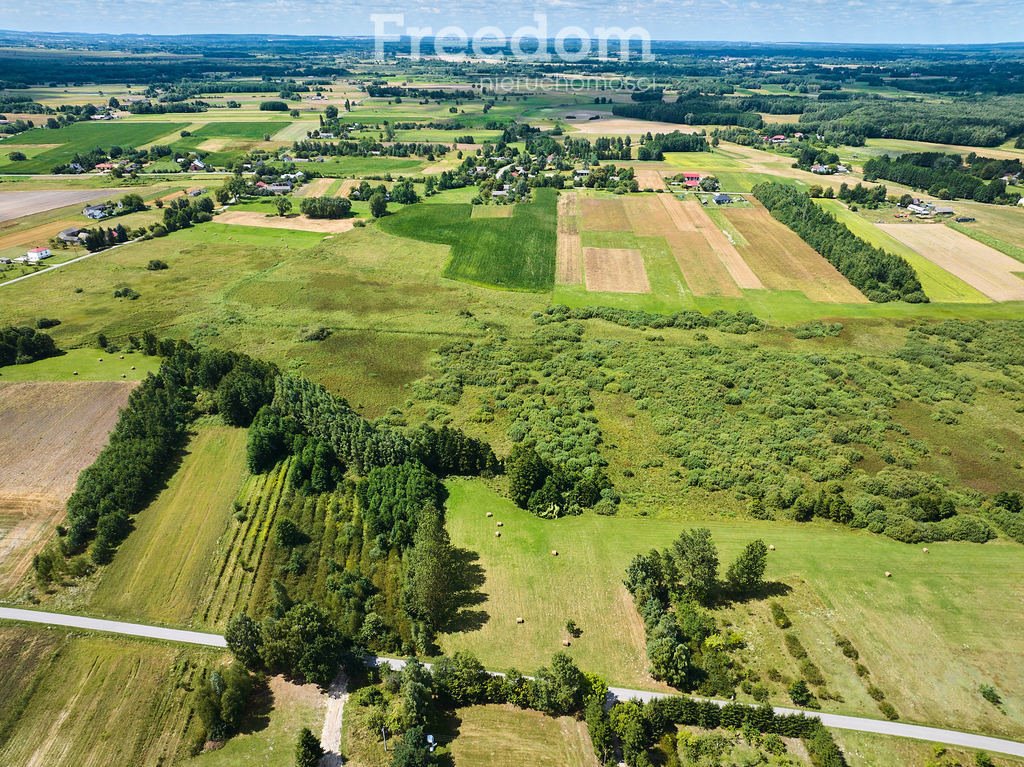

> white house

[{"left": 25, "top": 247, "right": 51, "bottom": 262}]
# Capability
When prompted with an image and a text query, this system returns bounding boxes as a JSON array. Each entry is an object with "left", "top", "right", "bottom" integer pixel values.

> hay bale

[
  {"left": 494, "top": 531, "right": 501, "bottom": 538},
  {"left": 121, "top": 373, "right": 126, "bottom": 379},
  {"left": 516, "top": 617, "right": 524, "bottom": 624},
  {"left": 562, "top": 639, "right": 571, "bottom": 647},
  {"left": 98, "top": 358, "right": 103, "bottom": 362},
  {"left": 486, "top": 512, "right": 493, "bottom": 518},
  {"left": 496, "top": 521, "right": 504, "bottom": 527},
  {"left": 884, "top": 571, "right": 892, "bottom": 578},
  {"left": 119, "top": 355, "right": 125, "bottom": 359},
  {"left": 72, "top": 371, "right": 79, "bottom": 376},
  {"left": 551, "top": 550, "right": 558, "bottom": 556},
  {"left": 130, "top": 366, "right": 136, "bottom": 371},
  {"left": 922, "top": 547, "right": 929, "bottom": 554},
  {"left": 768, "top": 544, "right": 776, "bottom": 551}
]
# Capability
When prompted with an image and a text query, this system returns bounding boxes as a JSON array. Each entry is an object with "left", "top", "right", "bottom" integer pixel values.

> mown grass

[
  {"left": 835, "top": 729, "right": 1024, "bottom": 767},
  {"left": 948, "top": 218, "right": 1024, "bottom": 264},
  {"left": 88, "top": 423, "right": 250, "bottom": 627},
  {"left": 0, "top": 347, "right": 159, "bottom": 382},
  {"left": 378, "top": 188, "right": 557, "bottom": 291},
  {"left": 0, "top": 628, "right": 210, "bottom": 766},
  {"left": 441, "top": 478, "right": 1024, "bottom": 738},
  {"left": 0, "top": 120, "right": 188, "bottom": 173},
  {"left": 447, "top": 704, "right": 598, "bottom": 767}
]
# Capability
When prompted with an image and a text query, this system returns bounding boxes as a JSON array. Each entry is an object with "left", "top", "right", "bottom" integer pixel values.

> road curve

[{"left": 3, "top": 608, "right": 1023, "bottom": 757}]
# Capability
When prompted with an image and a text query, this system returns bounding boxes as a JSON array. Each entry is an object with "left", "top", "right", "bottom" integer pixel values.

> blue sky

[{"left": 1, "top": 0, "right": 1021, "bottom": 44}]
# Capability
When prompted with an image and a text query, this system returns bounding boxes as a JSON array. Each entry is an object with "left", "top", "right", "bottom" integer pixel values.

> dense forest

[
  {"left": 0, "top": 326, "right": 60, "bottom": 367},
  {"left": 863, "top": 152, "right": 1022, "bottom": 204},
  {"left": 752, "top": 183, "right": 926, "bottom": 302}
]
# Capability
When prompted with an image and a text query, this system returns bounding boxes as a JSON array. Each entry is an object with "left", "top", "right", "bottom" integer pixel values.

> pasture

[
  {"left": 214, "top": 210, "right": 361, "bottom": 234},
  {"left": 378, "top": 188, "right": 557, "bottom": 291},
  {"left": 88, "top": 424, "right": 249, "bottom": 627},
  {"left": 448, "top": 705, "right": 598, "bottom": 767},
  {"left": 878, "top": 222, "right": 1024, "bottom": 301},
  {"left": 441, "top": 479, "right": 1024, "bottom": 738},
  {"left": 0, "top": 120, "right": 188, "bottom": 173},
  {"left": 946, "top": 203, "right": 1024, "bottom": 264},
  {"left": 0, "top": 381, "right": 133, "bottom": 595}
]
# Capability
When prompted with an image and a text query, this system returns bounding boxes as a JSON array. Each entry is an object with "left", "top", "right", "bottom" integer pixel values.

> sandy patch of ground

[
  {"left": 727, "top": 206, "right": 869, "bottom": 303},
  {"left": 556, "top": 193, "right": 583, "bottom": 285},
  {"left": 0, "top": 381, "right": 134, "bottom": 593},
  {"left": 583, "top": 247, "right": 650, "bottom": 293},
  {"left": 215, "top": 210, "right": 360, "bottom": 233},
  {"left": 569, "top": 117, "right": 696, "bottom": 135},
  {"left": 878, "top": 223, "right": 1024, "bottom": 301},
  {"left": 580, "top": 197, "right": 631, "bottom": 231},
  {"left": 0, "top": 190, "right": 126, "bottom": 223}
]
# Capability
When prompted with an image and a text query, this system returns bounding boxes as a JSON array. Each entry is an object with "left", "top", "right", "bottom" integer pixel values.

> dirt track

[
  {"left": 878, "top": 223, "right": 1024, "bottom": 301},
  {"left": 0, "top": 381, "right": 133, "bottom": 593}
]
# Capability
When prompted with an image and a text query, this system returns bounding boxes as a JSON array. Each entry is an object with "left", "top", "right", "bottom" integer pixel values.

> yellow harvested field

[
  {"left": 583, "top": 247, "right": 650, "bottom": 293},
  {"left": 294, "top": 177, "right": 334, "bottom": 198},
  {"left": 0, "top": 218, "right": 78, "bottom": 252},
  {"left": 726, "top": 206, "right": 869, "bottom": 303},
  {"left": 569, "top": 117, "right": 696, "bottom": 135},
  {"left": 0, "top": 382, "right": 133, "bottom": 594},
  {"left": 556, "top": 192, "right": 583, "bottom": 285},
  {"left": 470, "top": 205, "right": 515, "bottom": 218},
  {"left": 658, "top": 195, "right": 763, "bottom": 289},
  {"left": 450, "top": 704, "right": 599, "bottom": 767},
  {"left": 0, "top": 189, "right": 125, "bottom": 223},
  {"left": 580, "top": 197, "right": 630, "bottom": 231},
  {"left": 620, "top": 195, "right": 743, "bottom": 298},
  {"left": 878, "top": 223, "right": 1024, "bottom": 301},
  {"left": 214, "top": 210, "right": 360, "bottom": 233},
  {"left": 634, "top": 169, "right": 667, "bottom": 190}
]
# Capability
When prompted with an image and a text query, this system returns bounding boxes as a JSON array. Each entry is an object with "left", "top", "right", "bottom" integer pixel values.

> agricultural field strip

[
  {"left": 2, "top": 607, "right": 1023, "bottom": 757},
  {"left": 0, "top": 189, "right": 128, "bottom": 222}
]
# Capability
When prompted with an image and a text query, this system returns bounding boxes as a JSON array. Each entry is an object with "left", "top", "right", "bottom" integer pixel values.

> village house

[
  {"left": 83, "top": 204, "right": 110, "bottom": 220},
  {"left": 713, "top": 193, "right": 733, "bottom": 205},
  {"left": 810, "top": 164, "right": 831, "bottom": 174},
  {"left": 22, "top": 247, "right": 51, "bottom": 263},
  {"left": 683, "top": 172, "right": 702, "bottom": 188}
]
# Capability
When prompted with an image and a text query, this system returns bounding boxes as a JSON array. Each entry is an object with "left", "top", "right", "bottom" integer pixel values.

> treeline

[
  {"left": 864, "top": 153, "right": 1022, "bottom": 204},
  {"left": 636, "top": 130, "right": 709, "bottom": 160},
  {"left": 53, "top": 342, "right": 278, "bottom": 564},
  {"left": 291, "top": 139, "right": 447, "bottom": 159},
  {"left": 0, "top": 326, "right": 60, "bottom": 367},
  {"left": 299, "top": 196, "right": 351, "bottom": 219},
  {"left": 752, "top": 183, "right": 927, "bottom": 303},
  {"left": 506, "top": 443, "right": 617, "bottom": 518},
  {"left": 535, "top": 304, "right": 766, "bottom": 335},
  {"left": 614, "top": 99, "right": 762, "bottom": 128}
]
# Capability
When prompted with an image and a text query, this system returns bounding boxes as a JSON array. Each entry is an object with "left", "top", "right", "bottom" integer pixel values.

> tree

[
  {"left": 295, "top": 727, "right": 324, "bottom": 767},
  {"left": 670, "top": 528, "right": 719, "bottom": 605},
  {"left": 324, "top": 105, "right": 338, "bottom": 119},
  {"left": 260, "top": 602, "right": 348, "bottom": 686},
  {"left": 432, "top": 651, "right": 489, "bottom": 707},
  {"left": 506, "top": 443, "right": 548, "bottom": 509},
  {"left": 789, "top": 679, "right": 812, "bottom": 706},
  {"left": 698, "top": 175, "right": 720, "bottom": 192},
  {"left": 225, "top": 614, "right": 263, "bottom": 669},
  {"left": 369, "top": 191, "right": 388, "bottom": 218},
  {"left": 531, "top": 652, "right": 586, "bottom": 716},
  {"left": 391, "top": 725, "right": 430, "bottom": 767},
  {"left": 275, "top": 197, "right": 293, "bottom": 217},
  {"left": 725, "top": 539, "right": 768, "bottom": 596},
  {"left": 402, "top": 505, "right": 455, "bottom": 641}
]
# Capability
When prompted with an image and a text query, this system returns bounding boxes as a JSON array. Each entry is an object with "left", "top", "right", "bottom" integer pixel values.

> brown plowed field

[
  {"left": 725, "top": 206, "right": 869, "bottom": 303},
  {"left": 583, "top": 247, "right": 650, "bottom": 293},
  {"left": 0, "top": 381, "right": 133, "bottom": 593}
]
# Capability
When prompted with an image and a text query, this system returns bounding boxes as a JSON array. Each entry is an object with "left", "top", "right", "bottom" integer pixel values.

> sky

[{"left": 1, "top": 0, "right": 1022, "bottom": 45}]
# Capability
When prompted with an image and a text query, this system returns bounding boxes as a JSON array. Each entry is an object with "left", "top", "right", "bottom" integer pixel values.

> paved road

[
  {"left": 0, "top": 237, "right": 141, "bottom": 288},
  {"left": 3, "top": 608, "right": 1023, "bottom": 758}
]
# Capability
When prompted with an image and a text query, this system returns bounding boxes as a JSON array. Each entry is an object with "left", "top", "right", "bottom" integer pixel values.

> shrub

[
  {"left": 979, "top": 683, "right": 1002, "bottom": 706},
  {"left": 788, "top": 680, "right": 813, "bottom": 706},
  {"left": 769, "top": 602, "right": 791, "bottom": 629},
  {"left": 878, "top": 701, "right": 900, "bottom": 720},
  {"left": 834, "top": 635, "right": 859, "bottom": 660},
  {"left": 146, "top": 259, "right": 169, "bottom": 271},
  {"left": 784, "top": 633, "right": 807, "bottom": 660},
  {"left": 35, "top": 317, "right": 61, "bottom": 329}
]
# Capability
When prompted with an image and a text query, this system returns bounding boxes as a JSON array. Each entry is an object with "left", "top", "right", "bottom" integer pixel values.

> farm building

[
  {"left": 713, "top": 193, "right": 733, "bottom": 205},
  {"left": 58, "top": 227, "right": 86, "bottom": 244},
  {"left": 934, "top": 206, "right": 955, "bottom": 216},
  {"left": 683, "top": 172, "right": 702, "bottom": 188},
  {"left": 83, "top": 204, "right": 110, "bottom": 220},
  {"left": 23, "top": 247, "right": 51, "bottom": 263},
  {"left": 955, "top": 216, "right": 976, "bottom": 223}
]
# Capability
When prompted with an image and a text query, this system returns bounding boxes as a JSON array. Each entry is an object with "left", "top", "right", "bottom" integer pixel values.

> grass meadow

[
  {"left": 447, "top": 705, "right": 598, "bottom": 767},
  {"left": 441, "top": 478, "right": 1024, "bottom": 739}
]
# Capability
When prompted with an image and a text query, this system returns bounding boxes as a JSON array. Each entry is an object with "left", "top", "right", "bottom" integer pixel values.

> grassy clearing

[
  {"left": 448, "top": 704, "right": 598, "bottom": 767},
  {"left": 378, "top": 189, "right": 557, "bottom": 291},
  {"left": 0, "top": 347, "right": 159, "bottom": 382},
  {"left": 835, "top": 730, "right": 1024, "bottom": 767},
  {"left": 815, "top": 199, "right": 990, "bottom": 304},
  {"left": 441, "top": 479, "right": 1024, "bottom": 738},
  {"left": 0, "top": 628, "right": 209, "bottom": 766},
  {"left": 87, "top": 423, "right": 249, "bottom": 627},
  {"left": 948, "top": 207, "right": 1024, "bottom": 264},
  {"left": 663, "top": 150, "right": 748, "bottom": 171}
]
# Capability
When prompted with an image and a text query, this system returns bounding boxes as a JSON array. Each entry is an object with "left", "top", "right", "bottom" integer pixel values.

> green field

[
  {"left": 440, "top": 479, "right": 1024, "bottom": 739},
  {"left": 88, "top": 423, "right": 249, "bottom": 626},
  {"left": 378, "top": 188, "right": 557, "bottom": 290},
  {"left": 0, "top": 120, "right": 188, "bottom": 173},
  {"left": 0, "top": 347, "right": 159, "bottom": 382},
  {"left": 663, "top": 150, "right": 749, "bottom": 171}
]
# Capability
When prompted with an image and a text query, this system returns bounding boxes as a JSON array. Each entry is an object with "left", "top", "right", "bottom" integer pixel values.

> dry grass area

[
  {"left": 878, "top": 222, "right": 1024, "bottom": 301},
  {"left": 634, "top": 169, "right": 667, "bottom": 190},
  {"left": 215, "top": 210, "right": 359, "bottom": 233},
  {"left": 0, "top": 381, "right": 133, "bottom": 594},
  {"left": 583, "top": 247, "right": 650, "bottom": 293},
  {"left": 293, "top": 177, "right": 334, "bottom": 198},
  {"left": 470, "top": 205, "right": 514, "bottom": 218},
  {"left": 0, "top": 189, "right": 123, "bottom": 223},
  {"left": 0, "top": 218, "right": 79, "bottom": 252},
  {"left": 556, "top": 192, "right": 583, "bottom": 285},
  {"left": 726, "top": 206, "right": 869, "bottom": 303},
  {"left": 569, "top": 116, "right": 695, "bottom": 135},
  {"left": 580, "top": 197, "right": 631, "bottom": 231},
  {"left": 449, "top": 704, "right": 598, "bottom": 767}
]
